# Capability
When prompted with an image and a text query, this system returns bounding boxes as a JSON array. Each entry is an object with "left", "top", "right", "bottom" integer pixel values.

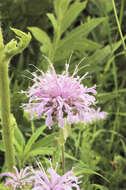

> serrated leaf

[
  {"left": 59, "top": 17, "right": 106, "bottom": 49},
  {"left": 55, "top": 37, "right": 101, "bottom": 61},
  {"left": 28, "top": 27, "right": 52, "bottom": 54},
  {"left": 94, "top": 0, "right": 113, "bottom": 13},
  {"left": 5, "top": 28, "right": 31, "bottom": 58},
  {"left": 55, "top": 17, "right": 106, "bottom": 61},
  {"left": 54, "top": 0, "right": 71, "bottom": 18},
  {"left": 61, "top": 1, "right": 87, "bottom": 34},
  {"left": 23, "top": 126, "right": 46, "bottom": 155}
]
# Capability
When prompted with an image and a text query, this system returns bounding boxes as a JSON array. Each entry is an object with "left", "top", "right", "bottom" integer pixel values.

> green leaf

[
  {"left": 92, "top": 184, "right": 109, "bottom": 190},
  {"left": 104, "top": 37, "right": 126, "bottom": 72},
  {"left": 90, "top": 129, "right": 123, "bottom": 145},
  {"left": 75, "top": 38, "right": 102, "bottom": 52},
  {"left": 85, "top": 40, "right": 124, "bottom": 70},
  {"left": 61, "top": 1, "right": 88, "bottom": 34},
  {"left": 55, "top": 38, "right": 101, "bottom": 61},
  {"left": 74, "top": 163, "right": 109, "bottom": 183},
  {"left": 4, "top": 28, "right": 31, "bottom": 59},
  {"left": 23, "top": 147, "right": 55, "bottom": 163},
  {"left": 86, "top": 45, "right": 110, "bottom": 67},
  {"left": 28, "top": 27, "right": 51, "bottom": 46},
  {"left": 98, "top": 89, "right": 126, "bottom": 98},
  {"left": 27, "top": 147, "right": 55, "bottom": 157},
  {"left": 115, "top": 112, "right": 126, "bottom": 117},
  {"left": 52, "top": 144, "right": 61, "bottom": 166},
  {"left": 54, "top": 0, "right": 60, "bottom": 17},
  {"left": 28, "top": 27, "right": 52, "bottom": 54},
  {"left": 23, "top": 126, "right": 46, "bottom": 155},
  {"left": 47, "top": 13, "right": 58, "bottom": 33},
  {"left": 54, "top": 0, "right": 71, "bottom": 19},
  {"left": 55, "top": 17, "right": 106, "bottom": 61},
  {"left": 120, "top": 139, "right": 126, "bottom": 157},
  {"left": 58, "top": 120, "right": 71, "bottom": 145},
  {"left": 14, "top": 126, "right": 25, "bottom": 153},
  {"left": 59, "top": 17, "right": 106, "bottom": 48},
  {"left": 0, "top": 183, "right": 10, "bottom": 190},
  {"left": 31, "top": 132, "right": 58, "bottom": 149},
  {"left": 65, "top": 152, "right": 79, "bottom": 161},
  {"left": 94, "top": 0, "right": 113, "bottom": 13}
]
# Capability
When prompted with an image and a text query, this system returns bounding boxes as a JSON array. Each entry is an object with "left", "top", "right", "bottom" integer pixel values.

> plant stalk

[
  {"left": 112, "top": 0, "right": 126, "bottom": 51},
  {"left": 0, "top": 28, "right": 15, "bottom": 171}
]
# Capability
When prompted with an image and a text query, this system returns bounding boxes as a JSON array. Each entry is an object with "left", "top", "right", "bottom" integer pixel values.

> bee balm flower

[
  {"left": 0, "top": 166, "right": 32, "bottom": 190},
  {"left": 22, "top": 64, "right": 107, "bottom": 128},
  {"left": 31, "top": 162, "right": 81, "bottom": 190}
]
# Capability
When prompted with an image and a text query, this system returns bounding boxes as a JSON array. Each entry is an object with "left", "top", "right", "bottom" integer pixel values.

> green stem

[
  {"left": 0, "top": 28, "right": 15, "bottom": 171},
  {"left": 112, "top": 0, "right": 126, "bottom": 51},
  {"left": 59, "top": 128, "right": 66, "bottom": 175},
  {"left": 61, "top": 144, "right": 65, "bottom": 175},
  {"left": 119, "top": 0, "right": 124, "bottom": 27},
  {"left": 0, "top": 27, "right": 4, "bottom": 51},
  {"left": 59, "top": 121, "right": 71, "bottom": 174}
]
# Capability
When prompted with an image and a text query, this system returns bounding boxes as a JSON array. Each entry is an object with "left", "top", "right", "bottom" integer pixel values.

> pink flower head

[
  {"left": 31, "top": 162, "right": 81, "bottom": 190},
  {"left": 22, "top": 64, "right": 107, "bottom": 128},
  {"left": 0, "top": 166, "right": 32, "bottom": 190}
]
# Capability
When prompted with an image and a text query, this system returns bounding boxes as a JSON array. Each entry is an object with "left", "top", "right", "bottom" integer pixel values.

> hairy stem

[{"left": 0, "top": 28, "right": 15, "bottom": 171}]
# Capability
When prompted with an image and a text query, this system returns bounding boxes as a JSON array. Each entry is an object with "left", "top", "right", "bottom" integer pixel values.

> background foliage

[{"left": 0, "top": 0, "right": 126, "bottom": 189}]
